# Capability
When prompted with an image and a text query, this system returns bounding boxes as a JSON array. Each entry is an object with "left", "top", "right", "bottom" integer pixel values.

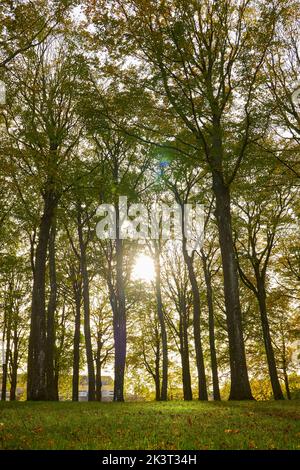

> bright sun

[{"left": 132, "top": 254, "right": 155, "bottom": 283}]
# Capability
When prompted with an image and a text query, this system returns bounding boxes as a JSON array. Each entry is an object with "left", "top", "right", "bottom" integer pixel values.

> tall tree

[
  {"left": 164, "top": 250, "right": 193, "bottom": 401},
  {"left": 76, "top": 203, "right": 96, "bottom": 401},
  {"left": 153, "top": 242, "right": 168, "bottom": 400},
  {"left": 234, "top": 181, "right": 292, "bottom": 400},
  {"left": 162, "top": 161, "right": 208, "bottom": 400},
  {"left": 4, "top": 41, "right": 82, "bottom": 400}
]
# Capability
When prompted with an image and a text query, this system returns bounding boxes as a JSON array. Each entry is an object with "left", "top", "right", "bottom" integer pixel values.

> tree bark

[
  {"left": 212, "top": 170, "right": 253, "bottom": 400},
  {"left": 182, "top": 243, "right": 208, "bottom": 401},
  {"left": 95, "top": 331, "right": 102, "bottom": 401},
  {"left": 77, "top": 207, "right": 95, "bottom": 401},
  {"left": 179, "top": 302, "right": 193, "bottom": 401},
  {"left": 72, "top": 277, "right": 81, "bottom": 402},
  {"left": 1, "top": 307, "right": 11, "bottom": 401},
  {"left": 256, "top": 279, "right": 284, "bottom": 400},
  {"left": 113, "top": 228, "right": 126, "bottom": 401},
  {"left": 154, "top": 243, "right": 168, "bottom": 401},
  {"left": 201, "top": 251, "right": 221, "bottom": 401},
  {"left": 46, "top": 218, "right": 58, "bottom": 400},
  {"left": 153, "top": 328, "right": 160, "bottom": 401},
  {"left": 283, "top": 370, "right": 291, "bottom": 400},
  {"left": 27, "top": 189, "right": 56, "bottom": 400},
  {"left": 9, "top": 325, "right": 19, "bottom": 401}
]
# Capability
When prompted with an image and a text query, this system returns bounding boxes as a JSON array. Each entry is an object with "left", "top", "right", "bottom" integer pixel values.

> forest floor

[{"left": 0, "top": 400, "right": 299, "bottom": 450}]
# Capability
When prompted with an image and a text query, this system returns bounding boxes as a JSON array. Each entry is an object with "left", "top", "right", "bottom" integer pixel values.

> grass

[{"left": 0, "top": 400, "right": 299, "bottom": 450}]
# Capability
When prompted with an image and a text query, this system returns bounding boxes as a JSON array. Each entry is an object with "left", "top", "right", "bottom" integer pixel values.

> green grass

[{"left": 0, "top": 400, "right": 299, "bottom": 450}]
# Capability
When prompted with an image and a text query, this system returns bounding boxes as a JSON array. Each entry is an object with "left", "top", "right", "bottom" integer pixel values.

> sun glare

[{"left": 132, "top": 254, "right": 155, "bottom": 283}]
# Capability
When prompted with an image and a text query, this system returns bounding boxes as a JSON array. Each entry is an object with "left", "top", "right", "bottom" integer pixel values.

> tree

[
  {"left": 127, "top": 281, "right": 165, "bottom": 401},
  {"left": 266, "top": 3, "right": 300, "bottom": 179},
  {"left": 4, "top": 41, "right": 83, "bottom": 400},
  {"left": 163, "top": 248, "right": 193, "bottom": 400},
  {"left": 91, "top": 294, "right": 114, "bottom": 401},
  {"left": 0, "top": 254, "right": 30, "bottom": 401},
  {"left": 160, "top": 158, "right": 209, "bottom": 400},
  {"left": 200, "top": 234, "right": 221, "bottom": 401},
  {"left": 151, "top": 242, "right": 168, "bottom": 400},
  {"left": 0, "top": 0, "right": 71, "bottom": 69},
  {"left": 234, "top": 180, "right": 293, "bottom": 399}
]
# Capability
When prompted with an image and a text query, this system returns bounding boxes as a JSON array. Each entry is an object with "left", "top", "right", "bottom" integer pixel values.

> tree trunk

[
  {"left": 96, "top": 364, "right": 102, "bottom": 402},
  {"left": 95, "top": 332, "right": 102, "bottom": 402},
  {"left": 9, "top": 359, "right": 18, "bottom": 401},
  {"left": 154, "top": 373, "right": 161, "bottom": 401},
  {"left": 281, "top": 335, "right": 291, "bottom": 400},
  {"left": 9, "top": 326, "right": 19, "bottom": 401},
  {"left": 1, "top": 360, "right": 8, "bottom": 401},
  {"left": 27, "top": 190, "right": 56, "bottom": 400},
  {"left": 256, "top": 279, "right": 284, "bottom": 400},
  {"left": 77, "top": 207, "right": 95, "bottom": 401},
  {"left": 283, "top": 370, "right": 291, "bottom": 400},
  {"left": 182, "top": 244, "right": 208, "bottom": 401},
  {"left": 110, "top": 199, "right": 127, "bottom": 402},
  {"left": 154, "top": 243, "right": 168, "bottom": 401},
  {"left": 46, "top": 218, "right": 58, "bottom": 400},
  {"left": 201, "top": 251, "right": 221, "bottom": 401},
  {"left": 72, "top": 278, "right": 81, "bottom": 402},
  {"left": 154, "top": 330, "right": 160, "bottom": 401},
  {"left": 179, "top": 305, "right": 193, "bottom": 401},
  {"left": 1, "top": 363, "right": 7, "bottom": 401},
  {"left": 1, "top": 312, "right": 11, "bottom": 401},
  {"left": 212, "top": 170, "right": 253, "bottom": 400},
  {"left": 113, "top": 227, "right": 126, "bottom": 401}
]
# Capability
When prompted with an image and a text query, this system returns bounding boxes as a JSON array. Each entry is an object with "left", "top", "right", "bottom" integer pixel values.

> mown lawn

[{"left": 0, "top": 400, "right": 299, "bottom": 450}]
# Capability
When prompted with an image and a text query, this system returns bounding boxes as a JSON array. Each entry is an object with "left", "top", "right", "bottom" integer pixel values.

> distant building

[
  {"left": 78, "top": 375, "right": 114, "bottom": 401},
  {"left": 0, "top": 374, "right": 114, "bottom": 401}
]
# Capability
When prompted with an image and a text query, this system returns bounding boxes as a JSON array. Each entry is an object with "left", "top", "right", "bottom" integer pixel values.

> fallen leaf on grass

[
  {"left": 248, "top": 440, "right": 257, "bottom": 449},
  {"left": 224, "top": 429, "right": 240, "bottom": 434},
  {"left": 33, "top": 426, "right": 43, "bottom": 434}
]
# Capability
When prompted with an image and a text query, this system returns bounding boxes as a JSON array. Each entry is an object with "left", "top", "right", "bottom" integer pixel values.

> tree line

[{"left": 0, "top": 0, "right": 300, "bottom": 402}]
